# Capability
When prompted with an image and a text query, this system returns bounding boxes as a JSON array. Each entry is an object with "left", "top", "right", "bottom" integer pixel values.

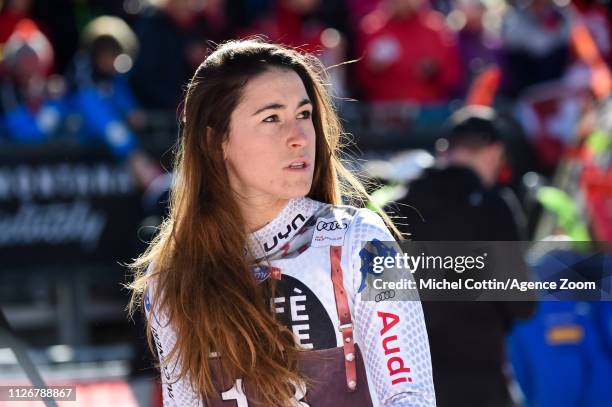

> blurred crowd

[{"left": 1, "top": 0, "right": 611, "bottom": 177}]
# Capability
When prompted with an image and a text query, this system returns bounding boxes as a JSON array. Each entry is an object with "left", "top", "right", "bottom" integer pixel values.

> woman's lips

[
  {"left": 285, "top": 159, "right": 310, "bottom": 170},
  {"left": 284, "top": 162, "right": 309, "bottom": 171}
]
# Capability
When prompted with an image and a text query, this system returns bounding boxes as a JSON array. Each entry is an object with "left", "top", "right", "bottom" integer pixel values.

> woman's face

[{"left": 223, "top": 68, "right": 316, "bottom": 205}]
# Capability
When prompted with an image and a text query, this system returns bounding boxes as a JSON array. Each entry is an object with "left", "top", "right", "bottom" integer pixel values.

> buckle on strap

[{"left": 338, "top": 323, "right": 353, "bottom": 333}]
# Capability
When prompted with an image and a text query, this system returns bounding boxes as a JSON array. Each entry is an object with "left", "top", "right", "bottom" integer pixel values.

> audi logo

[
  {"left": 375, "top": 290, "right": 396, "bottom": 302},
  {"left": 316, "top": 220, "right": 348, "bottom": 231}
]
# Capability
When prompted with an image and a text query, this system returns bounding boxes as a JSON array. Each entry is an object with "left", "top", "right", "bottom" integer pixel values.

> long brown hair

[{"left": 127, "top": 39, "right": 400, "bottom": 406}]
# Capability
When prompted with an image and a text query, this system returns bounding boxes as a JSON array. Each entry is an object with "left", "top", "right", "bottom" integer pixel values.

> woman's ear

[{"left": 221, "top": 133, "right": 228, "bottom": 161}]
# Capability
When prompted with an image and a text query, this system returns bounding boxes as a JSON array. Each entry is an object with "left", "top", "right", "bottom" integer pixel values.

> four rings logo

[
  {"left": 316, "top": 220, "right": 347, "bottom": 232},
  {"left": 311, "top": 216, "right": 351, "bottom": 247},
  {"left": 375, "top": 290, "right": 396, "bottom": 302}
]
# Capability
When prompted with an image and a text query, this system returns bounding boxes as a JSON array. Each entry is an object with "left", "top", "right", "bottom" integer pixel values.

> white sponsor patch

[{"left": 311, "top": 216, "right": 349, "bottom": 248}]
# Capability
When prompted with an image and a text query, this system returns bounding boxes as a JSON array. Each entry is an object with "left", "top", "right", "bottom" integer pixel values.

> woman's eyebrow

[{"left": 252, "top": 98, "right": 312, "bottom": 116}]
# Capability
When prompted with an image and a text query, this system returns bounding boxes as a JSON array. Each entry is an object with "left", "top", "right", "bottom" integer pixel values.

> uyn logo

[{"left": 264, "top": 214, "right": 306, "bottom": 252}]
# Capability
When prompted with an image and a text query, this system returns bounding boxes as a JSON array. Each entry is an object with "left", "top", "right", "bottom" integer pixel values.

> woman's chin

[{"left": 276, "top": 183, "right": 312, "bottom": 200}]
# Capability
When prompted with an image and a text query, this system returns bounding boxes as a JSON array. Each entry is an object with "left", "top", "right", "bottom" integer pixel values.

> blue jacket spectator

[
  {"left": 67, "top": 16, "right": 144, "bottom": 160},
  {"left": 509, "top": 248, "right": 612, "bottom": 407}
]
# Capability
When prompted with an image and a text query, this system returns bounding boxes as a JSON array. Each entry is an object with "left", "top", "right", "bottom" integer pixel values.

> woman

[{"left": 128, "top": 39, "right": 435, "bottom": 406}]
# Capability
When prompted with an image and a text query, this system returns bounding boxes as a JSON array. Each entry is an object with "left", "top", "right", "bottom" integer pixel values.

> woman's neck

[{"left": 238, "top": 196, "right": 291, "bottom": 233}]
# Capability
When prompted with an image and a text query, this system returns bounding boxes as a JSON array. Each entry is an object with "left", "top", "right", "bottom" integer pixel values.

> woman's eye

[
  {"left": 263, "top": 115, "right": 279, "bottom": 123},
  {"left": 298, "top": 110, "right": 312, "bottom": 119}
]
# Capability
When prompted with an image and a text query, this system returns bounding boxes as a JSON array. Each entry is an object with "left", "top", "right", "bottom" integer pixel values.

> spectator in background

[
  {"left": 395, "top": 105, "right": 527, "bottom": 245},
  {"left": 68, "top": 16, "right": 144, "bottom": 159},
  {"left": 67, "top": 16, "right": 161, "bottom": 190},
  {"left": 390, "top": 105, "right": 534, "bottom": 407},
  {"left": 240, "top": 0, "right": 350, "bottom": 96},
  {"left": 0, "top": 19, "right": 66, "bottom": 143},
  {"left": 574, "top": 0, "right": 612, "bottom": 66},
  {"left": 0, "top": 0, "right": 32, "bottom": 45},
  {"left": 355, "top": 0, "right": 463, "bottom": 103},
  {"left": 510, "top": 247, "right": 612, "bottom": 407},
  {"left": 240, "top": 0, "right": 350, "bottom": 48},
  {"left": 500, "top": 0, "right": 572, "bottom": 98},
  {"left": 450, "top": 0, "right": 502, "bottom": 97},
  {"left": 239, "top": 0, "right": 328, "bottom": 52},
  {"left": 130, "top": 0, "right": 219, "bottom": 110},
  {"left": 0, "top": 0, "right": 80, "bottom": 76}
]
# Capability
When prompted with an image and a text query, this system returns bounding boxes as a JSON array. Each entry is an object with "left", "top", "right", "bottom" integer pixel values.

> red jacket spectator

[
  {"left": 0, "top": 0, "right": 30, "bottom": 45},
  {"left": 239, "top": 0, "right": 349, "bottom": 96},
  {"left": 356, "top": 0, "right": 463, "bottom": 103},
  {"left": 239, "top": 0, "right": 328, "bottom": 54}
]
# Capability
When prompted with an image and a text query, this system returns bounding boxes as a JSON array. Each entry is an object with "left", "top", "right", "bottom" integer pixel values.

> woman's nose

[{"left": 287, "top": 121, "right": 308, "bottom": 148}]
